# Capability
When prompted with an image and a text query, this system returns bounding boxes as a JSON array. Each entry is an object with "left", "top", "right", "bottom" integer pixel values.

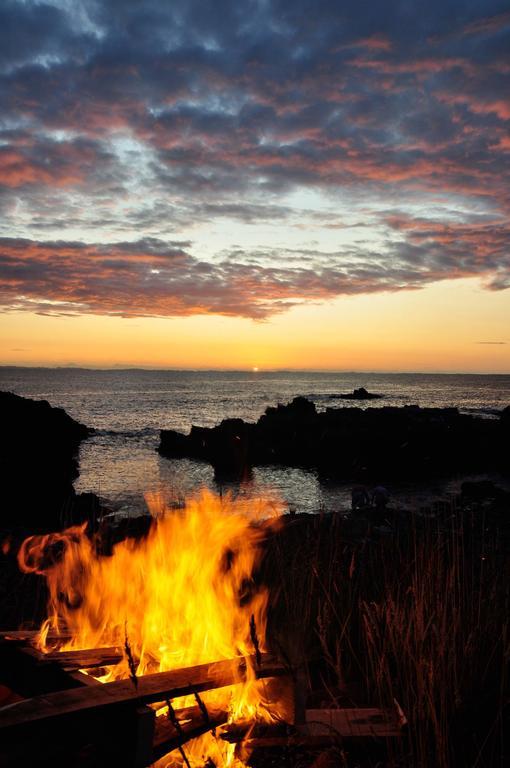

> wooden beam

[
  {"left": 66, "top": 670, "right": 157, "bottom": 768},
  {"left": 0, "top": 629, "right": 70, "bottom": 644},
  {"left": 0, "top": 641, "right": 122, "bottom": 698},
  {"left": 221, "top": 707, "right": 403, "bottom": 745},
  {"left": 0, "top": 640, "right": 85, "bottom": 698},
  {"left": 0, "top": 630, "right": 40, "bottom": 642},
  {"left": 152, "top": 704, "right": 229, "bottom": 761},
  {"left": 1, "top": 634, "right": 123, "bottom": 671},
  {"left": 303, "top": 707, "right": 403, "bottom": 738},
  {"left": 234, "top": 735, "right": 340, "bottom": 748},
  {"left": 43, "top": 647, "right": 122, "bottom": 671},
  {"left": 67, "top": 669, "right": 104, "bottom": 687}
]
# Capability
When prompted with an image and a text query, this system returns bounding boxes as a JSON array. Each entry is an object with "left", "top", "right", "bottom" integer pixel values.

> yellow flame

[{"left": 18, "top": 489, "right": 286, "bottom": 766}]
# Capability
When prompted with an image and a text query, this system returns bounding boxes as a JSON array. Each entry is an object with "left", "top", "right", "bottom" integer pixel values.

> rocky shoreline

[
  {"left": 0, "top": 391, "right": 508, "bottom": 666},
  {"left": 2, "top": 391, "right": 509, "bottom": 531}
]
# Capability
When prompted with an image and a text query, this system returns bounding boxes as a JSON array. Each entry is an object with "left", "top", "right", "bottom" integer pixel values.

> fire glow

[{"left": 18, "top": 490, "right": 288, "bottom": 766}]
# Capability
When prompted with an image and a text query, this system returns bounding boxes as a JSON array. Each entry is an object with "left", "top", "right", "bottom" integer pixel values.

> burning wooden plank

[
  {"left": 0, "top": 638, "right": 85, "bottom": 698},
  {"left": 0, "top": 654, "right": 287, "bottom": 767},
  {"left": 0, "top": 653, "right": 285, "bottom": 735},
  {"left": 1, "top": 639, "right": 122, "bottom": 670},
  {"left": 42, "top": 646, "right": 123, "bottom": 670},
  {"left": 0, "top": 636, "right": 123, "bottom": 698},
  {"left": 152, "top": 704, "right": 230, "bottom": 761}
]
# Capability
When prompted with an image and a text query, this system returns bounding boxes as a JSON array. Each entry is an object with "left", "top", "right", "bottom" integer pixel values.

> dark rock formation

[
  {"left": 335, "top": 387, "right": 383, "bottom": 400},
  {"left": 500, "top": 405, "right": 510, "bottom": 429},
  {"left": 0, "top": 391, "right": 98, "bottom": 531},
  {"left": 159, "top": 397, "right": 510, "bottom": 480},
  {"left": 0, "top": 391, "right": 105, "bottom": 629}
]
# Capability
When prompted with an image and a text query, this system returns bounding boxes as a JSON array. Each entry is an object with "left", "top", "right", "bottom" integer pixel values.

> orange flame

[{"left": 18, "top": 489, "right": 287, "bottom": 766}]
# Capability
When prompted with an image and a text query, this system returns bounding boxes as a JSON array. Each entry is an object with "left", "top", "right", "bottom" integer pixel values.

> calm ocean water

[{"left": 1, "top": 368, "right": 509, "bottom": 516}]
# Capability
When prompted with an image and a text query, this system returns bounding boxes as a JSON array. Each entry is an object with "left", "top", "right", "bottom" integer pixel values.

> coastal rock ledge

[
  {"left": 0, "top": 391, "right": 100, "bottom": 531},
  {"left": 159, "top": 396, "right": 510, "bottom": 480}
]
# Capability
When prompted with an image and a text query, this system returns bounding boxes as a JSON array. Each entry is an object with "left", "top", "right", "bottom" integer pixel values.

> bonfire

[{"left": 16, "top": 490, "right": 289, "bottom": 767}]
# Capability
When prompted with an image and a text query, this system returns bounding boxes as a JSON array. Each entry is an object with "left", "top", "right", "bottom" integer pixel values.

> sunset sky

[{"left": 0, "top": 0, "right": 509, "bottom": 371}]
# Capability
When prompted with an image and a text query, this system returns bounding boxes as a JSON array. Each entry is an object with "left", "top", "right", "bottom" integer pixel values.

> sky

[{"left": 0, "top": 0, "right": 509, "bottom": 371}]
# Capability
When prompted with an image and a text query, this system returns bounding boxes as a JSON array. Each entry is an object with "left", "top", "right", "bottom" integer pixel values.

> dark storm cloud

[{"left": 0, "top": 0, "right": 509, "bottom": 317}]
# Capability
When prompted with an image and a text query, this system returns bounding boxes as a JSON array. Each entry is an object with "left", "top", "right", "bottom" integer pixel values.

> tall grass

[{"left": 263, "top": 500, "right": 509, "bottom": 767}]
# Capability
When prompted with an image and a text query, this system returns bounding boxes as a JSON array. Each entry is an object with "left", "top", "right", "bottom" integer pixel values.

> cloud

[
  {"left": 461, "top": 11, "right": 510, "bottom": 38},
  {"left": 0, "top": 136, "right": 116, "bottom": 190},
  {"left": 0, "top": 0, "right": 508, "bottom": 317},
  {"left": 385, "top": 215, "right": 510, "bottom": 290},
  {"left": 0, "top": 0, "right": 95, "bottom": 71},
  {"left": 1, "top": 227, "right": 509, "bottom": 321}
]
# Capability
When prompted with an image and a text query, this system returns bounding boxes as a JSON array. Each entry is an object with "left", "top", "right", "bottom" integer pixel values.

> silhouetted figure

[
  {"left": 351, "top": 484, "right": 370, "bottom": 510},
  {"left": 372, "top": 485, "right": 390, "bottom": 511}
]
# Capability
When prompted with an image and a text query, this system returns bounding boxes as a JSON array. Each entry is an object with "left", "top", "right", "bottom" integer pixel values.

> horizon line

[{"left": 1, "top": 364, "right": 509, "bottom": 376}]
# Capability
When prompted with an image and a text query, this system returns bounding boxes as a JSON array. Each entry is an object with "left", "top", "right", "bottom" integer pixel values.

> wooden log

[{"left": 0, "top": 653, "right": 285, "bottom": 735}]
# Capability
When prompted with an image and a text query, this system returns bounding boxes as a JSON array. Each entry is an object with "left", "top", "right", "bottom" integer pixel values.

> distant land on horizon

[{"left": 1, "top": 365, "right": 510, "bottom": 377}]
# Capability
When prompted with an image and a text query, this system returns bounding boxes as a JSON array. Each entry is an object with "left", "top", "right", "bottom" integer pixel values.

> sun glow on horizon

[{"left": 0, "top": 278, "right": 509, "bottom": 374}]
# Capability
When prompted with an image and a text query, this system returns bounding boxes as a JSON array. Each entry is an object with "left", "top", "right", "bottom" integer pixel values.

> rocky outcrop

[
  {"left": 159, "top": 397, "right": 510, "bottom": 480},
  {"left": 0, "top": 391, "right": 99, "bottom": 531},
  {"left": 334, "top": 387, "right": 382, "bottom": 400}
]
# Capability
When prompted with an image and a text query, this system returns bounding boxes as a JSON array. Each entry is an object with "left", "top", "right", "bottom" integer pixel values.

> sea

[{"left": 1, "top": 368, "right": 509, "bottom": 517}]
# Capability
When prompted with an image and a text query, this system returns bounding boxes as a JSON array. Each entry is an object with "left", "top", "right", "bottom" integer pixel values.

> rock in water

[
  {"left": 337, "top": 387, "right": 382, "bottom": 400},
  {"left": 159, "top": 397, "right": 510, "bottom": 480}
]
